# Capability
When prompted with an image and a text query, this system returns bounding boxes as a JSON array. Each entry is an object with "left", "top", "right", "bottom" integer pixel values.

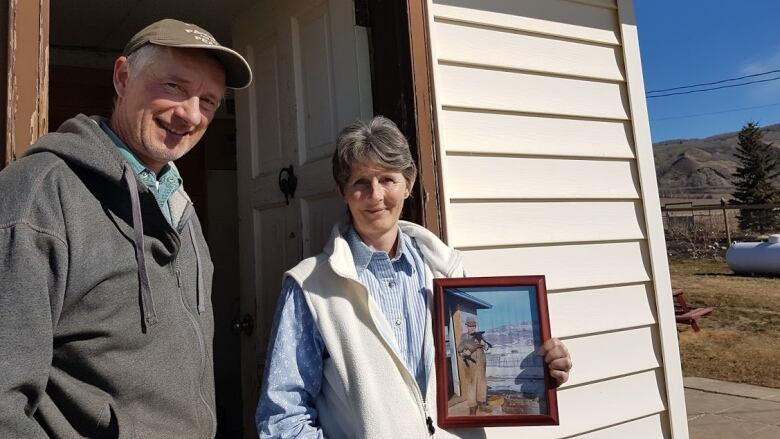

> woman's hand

[{"left": 538, "top": 338, "right": 572, "bottom": 388}]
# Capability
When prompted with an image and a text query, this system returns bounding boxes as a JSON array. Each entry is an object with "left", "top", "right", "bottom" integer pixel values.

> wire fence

[{"left": 662, "top": 202, "right": 780, "bottom": 258}]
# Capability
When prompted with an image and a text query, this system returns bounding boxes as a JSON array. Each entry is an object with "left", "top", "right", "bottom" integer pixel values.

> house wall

[{"left": 425, "top": 0, "right": 686, "bottom": 437}]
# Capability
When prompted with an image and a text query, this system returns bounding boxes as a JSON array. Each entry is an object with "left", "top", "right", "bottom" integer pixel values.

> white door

[{"left": 232, "top": 0, "right": 373, "bottom": 434}]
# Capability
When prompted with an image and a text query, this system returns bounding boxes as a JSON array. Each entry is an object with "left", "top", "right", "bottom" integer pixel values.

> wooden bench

[{"left": 673, "top": 288, "right": 714, "bottom": 332}]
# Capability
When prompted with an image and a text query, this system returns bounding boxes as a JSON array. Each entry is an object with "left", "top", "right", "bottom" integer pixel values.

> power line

[
  {"left": 646, "top": 68, "right": 780, "bottom": 94},
  {"left": 650, "top": 102, "right": 780, "bottom": 122},
  {"left": 646, "top": 75, "right": 780, "bottom": 98}
]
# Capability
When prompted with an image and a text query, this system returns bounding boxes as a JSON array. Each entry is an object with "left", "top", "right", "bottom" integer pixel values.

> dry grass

[{"left": 670, "top": 258, "right": 780, "bottom": 388}]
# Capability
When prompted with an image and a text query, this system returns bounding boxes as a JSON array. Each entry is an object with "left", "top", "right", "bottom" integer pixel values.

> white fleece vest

[{"left": 287, "top": 221, "right": 483, "bottom": 438}]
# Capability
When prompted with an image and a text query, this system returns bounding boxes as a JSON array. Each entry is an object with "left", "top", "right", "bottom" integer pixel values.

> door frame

[
  {"left": 368, "top": 0, "right": 444, "bottom": 237},
  {"left": 1, "top": 0, "right": 49, "bottom": 169},
  {"left": 0, "top": 0, "right": 447, "bottom": 436}
]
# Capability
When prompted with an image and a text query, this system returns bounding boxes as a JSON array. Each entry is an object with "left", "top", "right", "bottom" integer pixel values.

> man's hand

[{"left": 538, "top": 338, "right": 572, "bottom": 388}]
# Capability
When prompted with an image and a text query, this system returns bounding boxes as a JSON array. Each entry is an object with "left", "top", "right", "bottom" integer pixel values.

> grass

[{"left": 670, "top": 258, "right": 780, "bottom": 388}]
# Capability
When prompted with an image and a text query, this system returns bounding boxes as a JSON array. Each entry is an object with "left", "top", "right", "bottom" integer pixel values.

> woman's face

[{"left": 341, "top": 161, "right": 412, "bottom": 242}]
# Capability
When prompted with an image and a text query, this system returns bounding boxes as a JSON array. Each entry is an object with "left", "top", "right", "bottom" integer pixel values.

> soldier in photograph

[{"left": 457, "top": 315, "right": 492, "bottom": 415}]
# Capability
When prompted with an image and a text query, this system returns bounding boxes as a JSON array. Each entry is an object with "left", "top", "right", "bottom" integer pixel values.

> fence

[{"left": 661, "top": 201, "right": 780, "bottom": 258}]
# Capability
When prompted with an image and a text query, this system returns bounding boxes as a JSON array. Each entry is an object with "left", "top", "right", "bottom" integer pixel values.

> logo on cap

[{"left": 184, "top": 28, "right": 218, "bottom": 46}]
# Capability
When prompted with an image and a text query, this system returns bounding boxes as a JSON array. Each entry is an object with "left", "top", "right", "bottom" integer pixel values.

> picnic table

[{"left": 673, "top": 288, "right": 714, "bottom": 332}]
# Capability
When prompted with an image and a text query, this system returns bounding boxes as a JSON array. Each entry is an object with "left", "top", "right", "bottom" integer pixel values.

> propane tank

[{"left": 726, "top": 234, "right": 780, "bottom": 275}]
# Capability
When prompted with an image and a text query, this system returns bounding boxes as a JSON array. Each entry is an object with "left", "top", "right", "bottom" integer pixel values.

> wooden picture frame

[{"left": 432, "top": 276, "right": 559, "bottom": 428}]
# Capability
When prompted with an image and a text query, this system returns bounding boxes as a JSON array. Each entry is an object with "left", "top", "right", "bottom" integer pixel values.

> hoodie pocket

[
  {"left": 95, "top": 402, "right": 120, "bottom": 437},
  {"left": 37, "top": 391, "right": 122, "bottom": 438}
]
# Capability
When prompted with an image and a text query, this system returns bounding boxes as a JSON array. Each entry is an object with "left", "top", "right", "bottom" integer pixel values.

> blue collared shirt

[
  {"left": 99, "top": 120, "right": 182, "bottom": 225},
  {"left": 256, "top": 225, "right": 428, "bottom": 438}
]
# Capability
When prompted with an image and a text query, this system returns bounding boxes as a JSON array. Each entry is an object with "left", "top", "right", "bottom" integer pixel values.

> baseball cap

[{"left": 123, "top": 19, "right": 252, "bottom": 89}]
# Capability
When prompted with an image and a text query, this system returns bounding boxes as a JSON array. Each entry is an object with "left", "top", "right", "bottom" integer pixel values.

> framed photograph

[{"left": 432, "top": 275, "right": 558, "bottom": 428}]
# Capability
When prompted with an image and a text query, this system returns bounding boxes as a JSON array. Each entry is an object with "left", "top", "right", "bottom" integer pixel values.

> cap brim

[{"left": 153, "top": 40, "right": 253, "bottom": 89}]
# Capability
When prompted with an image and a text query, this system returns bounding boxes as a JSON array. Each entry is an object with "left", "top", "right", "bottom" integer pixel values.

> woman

[{"left": 256, "top": 116, "right": 572, "bottom": 438}]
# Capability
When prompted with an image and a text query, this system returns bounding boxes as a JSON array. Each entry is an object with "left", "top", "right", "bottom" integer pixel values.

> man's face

[
  {"left": 112, "top": 47, "right": 226, "bottom": 172},
  {"left": 467, "top": 324, "right": 477, "bottom": 334}
]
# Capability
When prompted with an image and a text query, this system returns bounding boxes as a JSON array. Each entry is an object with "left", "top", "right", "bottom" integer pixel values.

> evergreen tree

[{"left": 731, "top": 121, "right": 780, "bottom": 233}]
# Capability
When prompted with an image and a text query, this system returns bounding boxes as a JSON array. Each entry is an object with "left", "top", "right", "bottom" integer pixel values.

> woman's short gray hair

[{"left": 332, "top": 116, "right": 417, "bottom": 191}]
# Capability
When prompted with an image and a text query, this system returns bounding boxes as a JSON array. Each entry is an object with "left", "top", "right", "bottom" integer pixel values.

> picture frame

[{"left": 432, "top": 275, "right": 559, "bottom": 428}]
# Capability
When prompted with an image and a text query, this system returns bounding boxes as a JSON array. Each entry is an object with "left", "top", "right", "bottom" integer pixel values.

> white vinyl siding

[
  {"left": 434, "top": 20, "right": 625, "bottom": 81},
  {"left": 577, "top": 414, "right": 670, "bottom": 438},
  {"left": 548, "top": 283, "right": 657, "bottom": 337},
  {"left": 449, "top": 201, "right": 646, "bottom": 247},
  {"left": 445, "top": 156, "right": 640, "bottom": 199},
  {"left": 461, "top": 241, "right": 651, "bottom": 290},
  {"left": 426, "top": 0, "right": 685, "bottom": 437},
  {"left": 431, "top": 0, "right": 621, "bottom": 45},
  {"left": 437, "top": 65, "right": 630, "bottom": 119},
  {"left": 439, "top": 111, "right": 635, "bottom": 158}
]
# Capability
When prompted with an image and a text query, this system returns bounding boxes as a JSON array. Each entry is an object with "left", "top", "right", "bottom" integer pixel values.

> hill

[{"left": 654, "top": 123, "right": 780, "bottom": 198}]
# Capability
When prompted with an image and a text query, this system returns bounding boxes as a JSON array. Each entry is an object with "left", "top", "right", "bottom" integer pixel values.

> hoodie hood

[{"left": 26, "top": 114, "right": 129, "bottom": 187}]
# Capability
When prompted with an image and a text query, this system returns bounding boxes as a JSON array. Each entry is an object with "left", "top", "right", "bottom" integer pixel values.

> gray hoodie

[{"left": 0, "top": 114, "right": 216, "bottom": 438}]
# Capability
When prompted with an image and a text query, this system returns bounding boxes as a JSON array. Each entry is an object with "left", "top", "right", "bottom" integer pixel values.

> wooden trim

[
  {"left": 407, "top": 0, "right": 445, "bottom": 239},
  {"left": 3, "top": 0, "right": 48, "bottom": 169},
  {"left": 36, "top": 0, "right": 49, "bottom": 137},
  {"left": 0, "top": 0, "right": 7, "bottom": 167},
  {"left": 616, "top": 1, "right": 688, "bottom": 438},
  {"left": 364, "top": 0, "right": 444, "bottom": 238}
]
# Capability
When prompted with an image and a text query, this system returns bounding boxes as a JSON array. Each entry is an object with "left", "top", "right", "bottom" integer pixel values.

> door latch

[{"left": 278, "top": 165, "right": 298, "bottom": 205}]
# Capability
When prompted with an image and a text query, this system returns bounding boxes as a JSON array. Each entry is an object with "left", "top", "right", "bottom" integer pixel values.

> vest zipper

[
  {"left": 423, "top": 401, "right": 436, "bottom": 435},
  {"left": 410, "top": 380, "right": 435, "bottom": 436}
]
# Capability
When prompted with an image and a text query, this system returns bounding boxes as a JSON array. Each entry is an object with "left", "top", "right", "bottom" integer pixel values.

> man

[
  {"left": 457, "top": 316, "right": 490, "bottom": 415},
  {"left": 0, "top": 19, "right": 251, "bottom": 437}
]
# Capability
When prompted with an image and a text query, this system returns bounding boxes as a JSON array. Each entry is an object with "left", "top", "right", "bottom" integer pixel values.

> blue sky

[
  {"left": 459, "top": 286, "right": 537, "bottom": 331},
  {"left": 635, "top": 0, "right": 780, "bottom": 143}
]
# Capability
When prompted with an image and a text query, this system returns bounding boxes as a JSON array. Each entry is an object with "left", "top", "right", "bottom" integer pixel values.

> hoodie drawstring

[
  {"left": 123, "top": 165, "right": 159, "bottom": 330},
  {"left": 187, "top": 222, "right": 206, "bottom": 314}
]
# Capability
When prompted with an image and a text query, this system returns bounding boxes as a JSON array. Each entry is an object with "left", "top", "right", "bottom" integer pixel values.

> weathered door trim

[
  {"left": 2, "top": 0, "right": 49, "bottom": 169},
  {"left": 364, "top": 0, "right": 445, "bottom": 239},
  {"left": 0, "top": 1, "right": 7, "bottom": 167},
  {"left": 406, "top": 0, "right": 445, "bottom": 240}
]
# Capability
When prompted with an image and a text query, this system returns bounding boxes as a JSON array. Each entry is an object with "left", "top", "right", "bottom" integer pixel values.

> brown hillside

[{"left": 654, "top": 123, "right": 780, "bottom": 198}]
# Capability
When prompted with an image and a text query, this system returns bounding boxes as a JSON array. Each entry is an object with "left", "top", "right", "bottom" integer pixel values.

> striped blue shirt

[{"left": 256, "top": 225, "right": 428, "bottom": 438}]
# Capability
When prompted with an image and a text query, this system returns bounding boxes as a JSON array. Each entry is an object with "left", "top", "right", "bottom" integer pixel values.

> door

[{"left": 232, "top": 0, "right": 373, "bottom": 434}]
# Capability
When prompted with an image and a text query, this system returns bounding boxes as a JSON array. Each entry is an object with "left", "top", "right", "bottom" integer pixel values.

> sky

[
  {"left": 458, "top": 286, "right": 537, "bottom": 331},
  {"left": 635, "top": 0, "right": 780, "bottom": 143}
]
